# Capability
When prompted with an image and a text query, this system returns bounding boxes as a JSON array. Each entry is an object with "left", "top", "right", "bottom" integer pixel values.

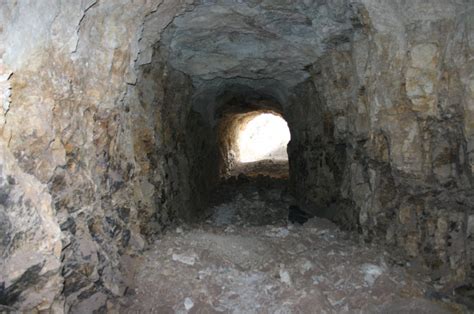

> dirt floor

[
  {"left": 228, "top": 160, "right": 289, "bottom": 179},
  {"left": 120, "top": 160, "right": 469, "bottom": 313}
]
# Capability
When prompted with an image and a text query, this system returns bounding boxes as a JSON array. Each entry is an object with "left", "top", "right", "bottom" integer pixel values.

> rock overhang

[
  {"left": 159, "top": 0, "right": 357, "bottom": 87},
  {"left": 190, "top": 77, "right": 289, "bottom": 125}
]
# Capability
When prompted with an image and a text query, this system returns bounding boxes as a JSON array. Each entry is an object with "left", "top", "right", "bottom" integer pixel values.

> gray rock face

[
  {"left": 0, "top": 143, "right": 62, "bottom": 311},
  {"left": 164, "top": 0, "right": 355, "bottom": 85},
  {"left": 0, "top": 0, "right": 473, "bottom": 311},
  {"left": 287, "top": 0, "right": 474, "bottom": 286}
]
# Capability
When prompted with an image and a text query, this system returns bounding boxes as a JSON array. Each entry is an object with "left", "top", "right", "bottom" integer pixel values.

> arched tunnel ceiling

[
  {"left": 190, "top": 78, "right": 288, "bottom": 125},
  {"left": 161, "top": 0, "right": 357, "bottom": 86}
]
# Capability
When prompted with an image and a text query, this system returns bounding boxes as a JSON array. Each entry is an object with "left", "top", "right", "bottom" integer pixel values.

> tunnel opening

[
  {"left": 236, "top": 112, "right": 290, "bottom": 163},
  {"left": 208, "top": 107, "right": 293, "bottom": 227},
  {"left": 200, "top": 90, "right": 295, "bottom": 227},
  {"left": 217, "top": 109, "right": 291, "bottom": 180}
]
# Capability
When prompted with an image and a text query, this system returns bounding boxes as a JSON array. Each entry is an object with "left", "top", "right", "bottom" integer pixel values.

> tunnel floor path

[{"left": 120, "top": 163, "right": 461, "bottom": 313}]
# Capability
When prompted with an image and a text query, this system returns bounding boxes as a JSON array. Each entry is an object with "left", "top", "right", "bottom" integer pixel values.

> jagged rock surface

[
  {"left": 0, "top": 0, "right": 473, "bottom": 312},
  {"left": 122, "top": 175, "right": 464, "bottom": 313}
]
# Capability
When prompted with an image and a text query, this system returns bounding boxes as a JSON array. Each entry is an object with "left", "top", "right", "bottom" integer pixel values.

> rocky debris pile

[
  {"left": 228, "top": 160, "right": 289, "bottom": 179},
  {"left": 208, "top": 171, "right": 291, "bottom": 227},
  {"left": 210, "top": 191, "right": 288, "bottom": 227},
  {"left": 122, "top": 220, "right": 462, "bottom": 313},
  {"left": 120, "top": 178, "right": 465, "bottom": 313}
]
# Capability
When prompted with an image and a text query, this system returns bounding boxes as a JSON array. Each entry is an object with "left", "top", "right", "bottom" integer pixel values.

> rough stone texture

[
  {"left": 164, "top": 0, "right": 356, "bottom": 85},
  {"left": 0, "top": 0, "right": 198, "bottom": 311},
  {"left": 288, "top": 0, "right": 474, "bottom": 287},
  {"left": 0, "top": 142, "right": 62, "bottom": 311},
  {"left": 123, "top": 175, "right": 464, "bottom": 313},
  {"left": 0, "top": 0, "right": 473, "bottom": 311}
]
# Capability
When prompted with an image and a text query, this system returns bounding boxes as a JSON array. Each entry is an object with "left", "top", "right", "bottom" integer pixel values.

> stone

[
  {"left": 265, "top": 227, "right": 290, "bottom": 238},
  {"left": 279, "top": 268, "right": 292, "bottom": 286},
  {"left": 0, "top": 0, "right": 473, "bottom": 311},
  {"left": 70, "top": 292, "right": 107, "bottom": 314},
  {"left": 360, "top": 264, "right": 384, "bottom": 287},
  {"left": 184, "top": 297, "right": 194, "bottom": 311},
  {"left": 0, "top": 143, "right": 62, "bottom": 311},
  {"left": 172, "top": 253, "right": 198, "bottom": 266},
  {"left": 410, "top": 44, "right": 439, "bottom": 70}
]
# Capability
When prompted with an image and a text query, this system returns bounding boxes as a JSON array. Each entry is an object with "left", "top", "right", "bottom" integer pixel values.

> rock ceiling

[{"left": 162, "top": 0, "right": 356, "bottom": 86}]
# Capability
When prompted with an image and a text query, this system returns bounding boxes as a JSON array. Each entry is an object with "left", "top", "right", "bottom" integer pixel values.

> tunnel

[{"left": 1, "top": 0, "right": 474, "bottom": 312}]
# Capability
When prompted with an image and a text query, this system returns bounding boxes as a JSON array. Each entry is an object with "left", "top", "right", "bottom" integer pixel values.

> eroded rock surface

[
  {"left": 164, "top": 0, "right": 356, "bottom": 85},
  {"left": 0, "top": 0, "right": 473, "bottom": 312},
  {"left": 1, "top": 0, "right": 197, "bottom": 311},
  {"left": 287, "top": 1, "right": 474, "bottom": 287},
  {"left": 0, "top": 143, "right": 62, "bottom": 311}
]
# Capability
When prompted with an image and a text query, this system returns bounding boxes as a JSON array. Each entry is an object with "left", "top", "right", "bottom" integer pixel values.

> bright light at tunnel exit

[{"left": 237, "top": 113, "right": 291, "bottom": 163}]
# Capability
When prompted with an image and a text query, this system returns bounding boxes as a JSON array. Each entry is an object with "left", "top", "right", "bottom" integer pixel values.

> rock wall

[
  {"left": 289, "top": 0, "right": 474, "bottom": 286},
  {"left": 0, "top": 142, "right": 62, "bottom": 311},
  {"left": 0, "top": 0, "right": 200, "bottom": 311},
  {"left": 136, "top": 45, "right": 218, "bottom": 225}
]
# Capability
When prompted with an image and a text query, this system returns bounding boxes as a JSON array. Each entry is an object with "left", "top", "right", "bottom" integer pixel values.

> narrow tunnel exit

[
  {"left": 237, "top": 113, "right": 291, "bottom": 163},
  {"left": 208, "top": 106, "right": 295, "bottom": 228},
  {"left": 217, "top": 108, "right": 292, "bottom": 180}
]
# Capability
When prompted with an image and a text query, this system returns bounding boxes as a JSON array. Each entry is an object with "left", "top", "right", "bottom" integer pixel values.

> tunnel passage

[
  {"left": 189, "top": 85, "right": 297, "bottom": 228},
  {"left": 173, "top": 81, "right": 298, "bottom": 223},
  {"left": 1, "top": 0, "right": 473, "bottom": 312}
]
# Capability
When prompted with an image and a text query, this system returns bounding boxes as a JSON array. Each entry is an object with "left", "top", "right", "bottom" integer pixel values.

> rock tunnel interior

[
  {"left": 166, "top": 81, "right": 297, "bottom": 221},
  {"left": 1, "top": 0, "right": 474, "bottom": 311}
]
